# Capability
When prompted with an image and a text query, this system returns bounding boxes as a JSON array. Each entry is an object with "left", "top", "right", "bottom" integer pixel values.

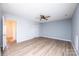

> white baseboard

[
  {"left": 17, "top": 35, "right": 71, "bottom": 43},
  {"left": 71, "top": 42, "right": 79, "bottom": 56},
  {"left": 17, "top": 36, "right": 39, "bottom": 43},
  {"left": 40, "top": 36, "right": 71, "bottom": 42}
]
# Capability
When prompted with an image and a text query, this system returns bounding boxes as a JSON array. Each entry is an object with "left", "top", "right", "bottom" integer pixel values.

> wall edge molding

[{"left": 39, "top": 36, "right": 71, "bottom": 42}]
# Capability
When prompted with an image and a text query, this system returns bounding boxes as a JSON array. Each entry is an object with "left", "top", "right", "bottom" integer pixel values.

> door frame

[
  {"left": 2, "top": 16, "right": 17, "bottom": 49},
  {"left": 2, "top": 16, "right": 7, "bottom": 50}
]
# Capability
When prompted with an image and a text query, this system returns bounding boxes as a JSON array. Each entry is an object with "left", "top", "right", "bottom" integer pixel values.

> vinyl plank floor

[{"left": 3, "top": 37, "right": 76, "bottom": 56}]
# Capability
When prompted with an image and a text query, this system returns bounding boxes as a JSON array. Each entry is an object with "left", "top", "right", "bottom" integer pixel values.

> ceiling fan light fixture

[{"left": 40, "top": 15, "right": 50, "bottom": 21}]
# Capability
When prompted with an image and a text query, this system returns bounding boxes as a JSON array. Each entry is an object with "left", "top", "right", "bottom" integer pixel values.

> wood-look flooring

[{"left": 3, "top": 37, "right": 76, "bottom": 56}]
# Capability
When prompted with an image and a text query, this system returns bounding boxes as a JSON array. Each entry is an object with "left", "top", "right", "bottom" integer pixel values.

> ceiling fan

[{"left": 40, "top": 15, "right": 50, "bottom": 21}]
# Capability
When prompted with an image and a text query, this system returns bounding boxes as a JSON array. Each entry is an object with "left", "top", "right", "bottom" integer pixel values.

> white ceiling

[{"left": 1, "top": 3, "right": 77, "bottom": 22}]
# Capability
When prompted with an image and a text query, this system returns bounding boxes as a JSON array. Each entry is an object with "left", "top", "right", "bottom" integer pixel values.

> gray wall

[
  {"left": 4, "top": 14, "right": 72, "bottom": 43},
  {"left": 4, "top": 14, "right": 40, "bottom": 43},
  {"left": 39, "top": 19, "right": 72, "bottom": 41},
  {"left": 72, "top": 4, "right": 79, "bottom": 55}
]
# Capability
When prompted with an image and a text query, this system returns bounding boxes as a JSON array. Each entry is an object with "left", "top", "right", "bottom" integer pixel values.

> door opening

[{"left": 5, "top": 19, "right": 16, "bottom": 48}]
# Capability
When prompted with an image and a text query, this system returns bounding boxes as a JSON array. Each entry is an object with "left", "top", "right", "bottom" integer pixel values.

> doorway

[{"left": 4, "top": 19, "right": 16, "bottom": 48}]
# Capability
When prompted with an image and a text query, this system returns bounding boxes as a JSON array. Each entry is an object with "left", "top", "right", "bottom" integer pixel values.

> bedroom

[{"left": 0, "top": 3, "right": 79, "bottom": 56}]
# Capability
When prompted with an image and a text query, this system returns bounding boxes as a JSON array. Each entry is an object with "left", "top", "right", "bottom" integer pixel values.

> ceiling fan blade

[
  {"left": 35, "top": 15, "right": 50, "bottom": 21},
  {"left": 45, "top": 16, "right": 50, "bottom": 18}
]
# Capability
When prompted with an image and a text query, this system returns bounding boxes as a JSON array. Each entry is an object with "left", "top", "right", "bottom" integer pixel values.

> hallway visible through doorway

[{"left": 5, "top": 20, "right": 16, "bottom": 47}]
